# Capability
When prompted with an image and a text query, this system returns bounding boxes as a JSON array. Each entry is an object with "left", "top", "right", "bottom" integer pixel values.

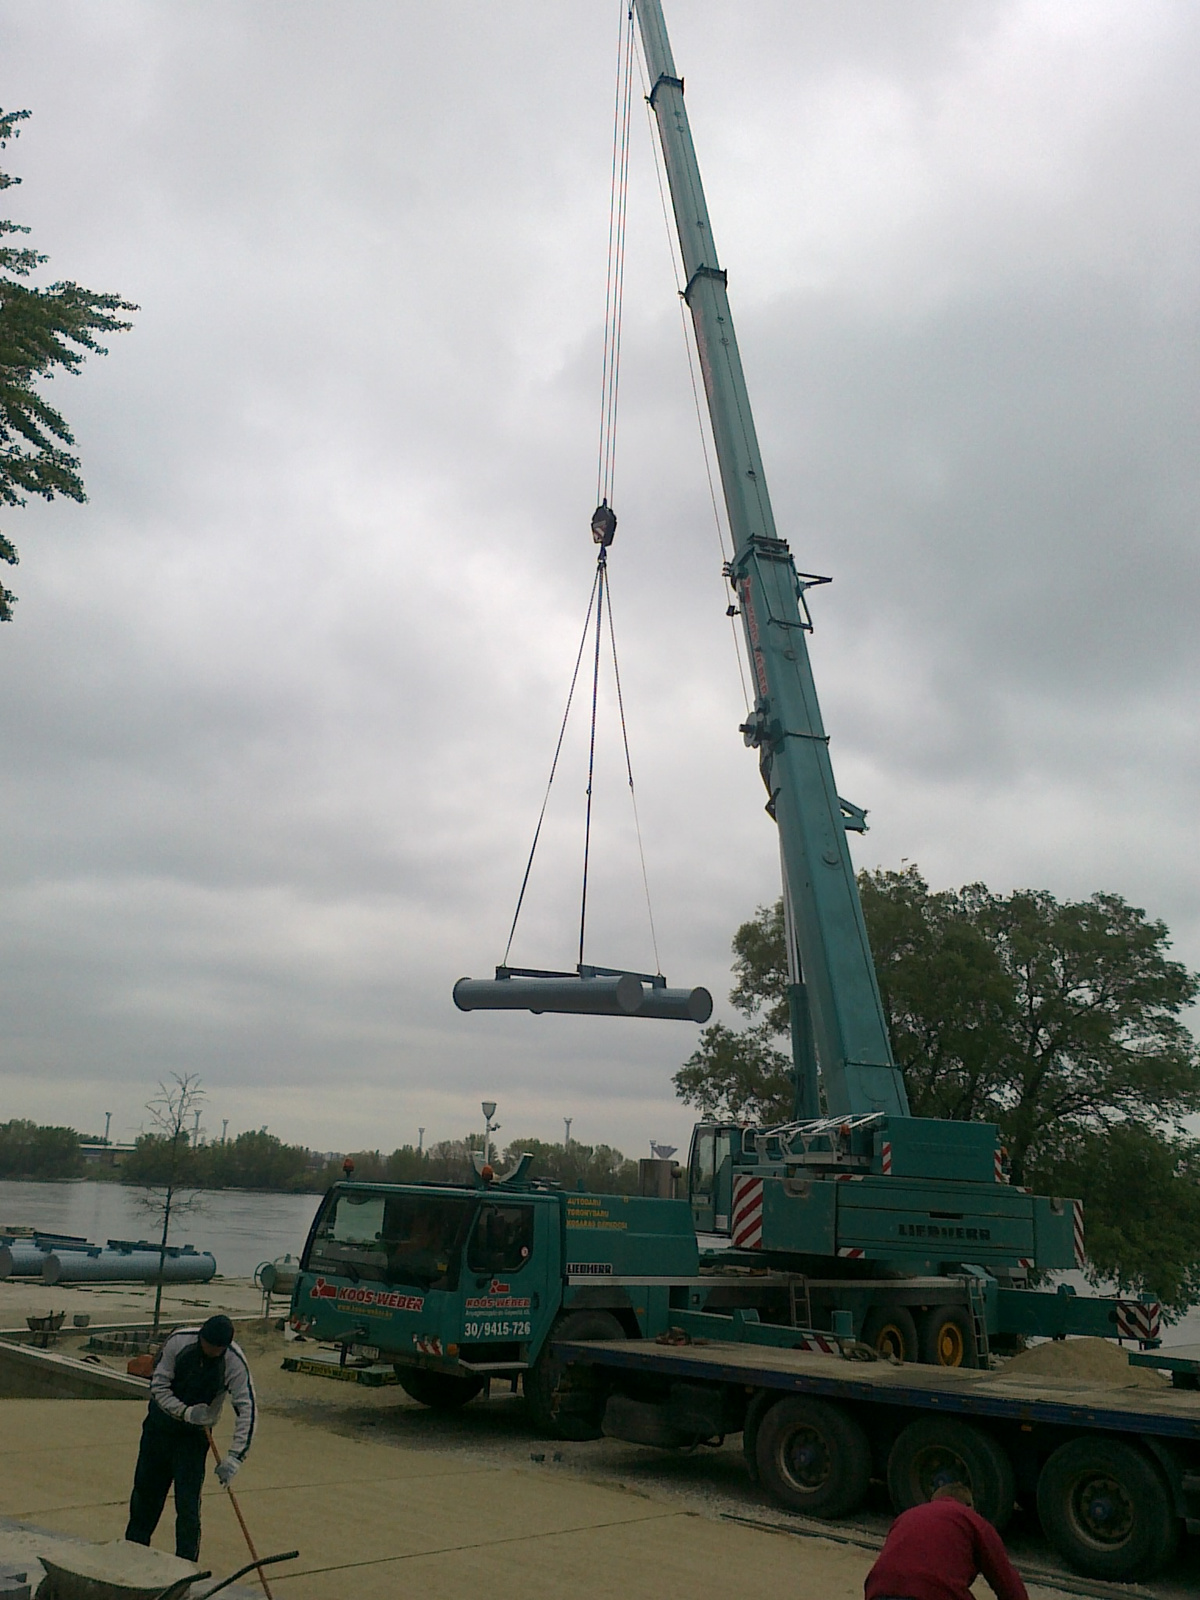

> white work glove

[
  {"left": 215, "top": 1455, "right": 241, "bottom": 1487},
  {"left": 184, "top": 1404, "right": 217, "bottom": 1427}
]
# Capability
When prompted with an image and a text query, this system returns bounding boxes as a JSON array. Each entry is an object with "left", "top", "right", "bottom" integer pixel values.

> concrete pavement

[{"left": 0, "top": 1399, "right": 881, "bottom": 1600}]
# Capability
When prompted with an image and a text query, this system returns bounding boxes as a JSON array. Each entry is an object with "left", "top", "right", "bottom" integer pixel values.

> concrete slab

[
  {"left": 0, "top": 1341, "right": 148, "bottom": 1402},
  {"left": 0, "top": 1399, "right": 1066, "bottom": 1600}
]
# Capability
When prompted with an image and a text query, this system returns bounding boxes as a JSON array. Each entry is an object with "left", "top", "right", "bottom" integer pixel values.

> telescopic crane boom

[{"left": 633, "top": 0, "right": 907, "bottom": 1121}]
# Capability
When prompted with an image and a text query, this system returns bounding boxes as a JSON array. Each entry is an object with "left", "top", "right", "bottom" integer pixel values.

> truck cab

[
  {"left": 290, "top": 1178, "right": 701, "bottom": 1407},
  {"left": 291, "top": 1182, "right": 561, "bottom": 1384}
]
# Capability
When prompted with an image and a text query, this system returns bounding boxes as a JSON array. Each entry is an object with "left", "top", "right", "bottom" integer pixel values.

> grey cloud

[{"left": 0, "top": 1, "right": 1195, "bottom": 1154}]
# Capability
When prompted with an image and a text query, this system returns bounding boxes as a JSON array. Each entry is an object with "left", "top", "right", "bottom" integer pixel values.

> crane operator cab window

[
  {"left": 305, "top": 1188, "right": 472, "bottom": 1293},
  {"left": 467, "top": 1203, "right": 534, "bottom": 1275},
  {"left": 688, "top": 1125, "right": 733, "bottom": 1234}
]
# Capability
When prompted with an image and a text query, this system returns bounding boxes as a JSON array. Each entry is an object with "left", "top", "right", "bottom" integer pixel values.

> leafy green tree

[
  {"left": 674, "top": 899, "right": 795, "bottom": 1123},
  {"left": 675, "top": 869, "right": 1200, "bottom": 1311},
  {"left": 499, "top": 1137, "right": 639, "bottom": 1194},
  {"left": 1, "top": 108, "right": 136, "bottom": 619},
  {"left": 202, "top": 1129, "right": 313, "bottom": 1192},
  {"left": 0, "top": 1118, "right": 81, "bottom": 1179},
  {"left": 1027, "top": 1122, "right": 1200, "bottom": 1319}
]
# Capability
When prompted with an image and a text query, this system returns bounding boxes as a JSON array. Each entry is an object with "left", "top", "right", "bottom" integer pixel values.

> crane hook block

[
  {"left": 453, "top": 966, "right": 711, "bottom": 1023},
  {"left": 591, "top": 501, "right": 617, "bottom": 546}
]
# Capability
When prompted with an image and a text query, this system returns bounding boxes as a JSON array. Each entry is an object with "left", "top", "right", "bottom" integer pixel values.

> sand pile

[{"left": 1002, "top": 1336, "right": 1166, "bottom": 1388}]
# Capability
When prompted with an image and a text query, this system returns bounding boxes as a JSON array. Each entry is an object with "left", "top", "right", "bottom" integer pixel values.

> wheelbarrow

[{"left": 34, "top": 1544, "right": 298, "bottom": 1600}]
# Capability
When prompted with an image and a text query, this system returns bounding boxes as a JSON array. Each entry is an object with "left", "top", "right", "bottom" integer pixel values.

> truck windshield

[{"left": 306, "top": 1189, "right": 474, "bottom": 1291}]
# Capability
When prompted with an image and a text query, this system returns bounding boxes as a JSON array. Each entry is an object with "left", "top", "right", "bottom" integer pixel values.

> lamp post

[{"left": 481, "top": 1101, "right": 499, "bottom": 1167}]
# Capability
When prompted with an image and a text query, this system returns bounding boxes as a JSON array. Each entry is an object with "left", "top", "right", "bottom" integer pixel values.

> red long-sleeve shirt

[{"left": 864, "top": 1499, "right": 1029, "bottom": 1600}]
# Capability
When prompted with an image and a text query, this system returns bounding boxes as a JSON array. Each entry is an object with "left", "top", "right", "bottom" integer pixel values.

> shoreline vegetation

[{"left": 0, "top": 1119, "right": 642, "bottom": 1197}]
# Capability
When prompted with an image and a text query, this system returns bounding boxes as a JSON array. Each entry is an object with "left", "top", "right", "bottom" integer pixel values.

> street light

[{"left": 481, "top": 1101, "right": 499, "bottom": 1166}]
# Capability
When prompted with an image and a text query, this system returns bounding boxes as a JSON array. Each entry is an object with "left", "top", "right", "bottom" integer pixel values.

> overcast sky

[{"left": 2, "top": 0, "right": 1197, "bottom": 1159}]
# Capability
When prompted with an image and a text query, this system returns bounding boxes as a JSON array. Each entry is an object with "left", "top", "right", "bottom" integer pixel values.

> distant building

[{"left": 78, "top": 1142, "right": 136, "bottom": 1169}]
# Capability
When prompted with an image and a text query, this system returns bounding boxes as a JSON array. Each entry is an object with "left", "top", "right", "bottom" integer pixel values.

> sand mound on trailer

[{"left": 1002, "top": 1336, "right": 1167, "bottom": 1388}]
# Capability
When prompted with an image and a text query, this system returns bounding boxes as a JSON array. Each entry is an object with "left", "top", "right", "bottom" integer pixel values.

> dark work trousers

[{"left": 125, "top": 1404, "right": 208, "bottom": 1561}]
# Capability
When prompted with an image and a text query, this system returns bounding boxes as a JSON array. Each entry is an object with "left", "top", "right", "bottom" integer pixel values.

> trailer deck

[{"left": 559, "top": 1337, "right": 1200, "bottom": 1441}]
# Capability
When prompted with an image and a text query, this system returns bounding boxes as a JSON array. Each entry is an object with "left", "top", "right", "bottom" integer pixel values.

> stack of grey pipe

[{"left": 0, "top": 1236, "right": 216, "bottom": 1284}]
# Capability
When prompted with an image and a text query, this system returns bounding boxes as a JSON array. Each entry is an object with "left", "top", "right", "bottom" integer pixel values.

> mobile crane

[
  {"left": 449, "top": 0, "right": 1127, "bottom": 1366},
  {"left": 288, "top": 6, "right": 1193, "bottom": 1573}
]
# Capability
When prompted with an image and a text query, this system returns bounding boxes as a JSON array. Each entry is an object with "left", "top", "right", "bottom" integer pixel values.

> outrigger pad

[{"left": 453, "top": 965, "right": 712, "bottom": 1023}]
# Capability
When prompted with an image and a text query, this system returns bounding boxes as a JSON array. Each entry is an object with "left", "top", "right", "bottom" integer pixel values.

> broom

[{"left": 206, "top": 1431, "right": 275, "bottom": 1600}]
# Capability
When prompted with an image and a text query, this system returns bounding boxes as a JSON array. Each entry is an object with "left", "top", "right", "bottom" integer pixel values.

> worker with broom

[{"left": 125, "top": 1314, "right": 256, "bottom": 1562}]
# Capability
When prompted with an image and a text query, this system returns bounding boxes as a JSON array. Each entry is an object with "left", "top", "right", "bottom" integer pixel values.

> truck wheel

[
  {"left": 394, "top": 1368, "right": 485, "bottom": 1409},
  {"left": 755, "top": 1396, "right": 871, "bottom": 1518},
  {"left": 1037, "top": 1437, "right": 1179, "bottom": 1581},
  {"left": 524, "top": 1310, "right": 624, "bottom": 1441},
  {"left": 917, "top": 1305, "right": 974, "bottom": 1368},
  {"left": 860, "top": 1305, "right": 918, "bottom": 1362},
  {"left": 887, "top": 1417, "right": 1014, "bottom": 1530}
]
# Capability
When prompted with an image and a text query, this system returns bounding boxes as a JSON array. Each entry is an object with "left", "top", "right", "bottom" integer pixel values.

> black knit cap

[{"left": 199, "top": 1314, "right": 235, "bottom": 1349}]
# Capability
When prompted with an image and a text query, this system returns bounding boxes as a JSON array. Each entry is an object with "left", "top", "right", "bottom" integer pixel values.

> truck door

[
  {"left": 459, "top": 1198, "right": 556, "bottom": 1367},
  {"left": 688, "top": 1125, "right": 733, "bottom": 1234}
]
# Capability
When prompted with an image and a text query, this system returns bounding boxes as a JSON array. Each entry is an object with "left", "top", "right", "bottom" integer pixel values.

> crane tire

[
  {"left": 755, "top": 1396, "right": 871, "bottom": 1518},
  {"left": 887, "top": 1416, "right": 1014, "bottom": 1530},
  {"left": 395, "top": 1368, "right": 484, "bottom": 1410},
  {"left": 917, "top": 1304, "right": 975, "bottom": 1368},
  {"left": 860, "top": 1305, "right": 919, "bottom": 1363},
  {"left": 524, "top": 1310, "right": 624, "bottom": 1440},
  {"left": 1037, "top": 1437, "right": 1178, "bottom": 1581}
]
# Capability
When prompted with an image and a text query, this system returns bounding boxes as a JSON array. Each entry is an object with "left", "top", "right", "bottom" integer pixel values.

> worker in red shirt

[{"left": 865, "top": 1483, "right": 1029, "bottom": 1600}]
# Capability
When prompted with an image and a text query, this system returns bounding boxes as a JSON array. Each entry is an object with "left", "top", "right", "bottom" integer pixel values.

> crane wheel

[
  {"left": 917, "top": 1305, "right": 974, "bottom": 1368},
  {"left": 1037, "top": 1437, "right": 1178, "bottom": 1581},
  {"left": 394, "top": 1368, "right": 484, "bottom": 1410},
  {"left": 524, "top": 1309, "right": 624, "bottom": 1440},
  {"left": 754, "top": 1396, "right": 871, "bottom": 1518},
  {"left": 860, "top": 1305, "right": 918, "bottom": 1363},
  {"left": 887, "top": 1416, "right": 1014, "bottom": 1530}
]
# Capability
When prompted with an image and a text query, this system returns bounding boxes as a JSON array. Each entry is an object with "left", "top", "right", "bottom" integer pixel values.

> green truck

[{"left": 289, "top": 1161, "right": 1159, "bottom": 1429}]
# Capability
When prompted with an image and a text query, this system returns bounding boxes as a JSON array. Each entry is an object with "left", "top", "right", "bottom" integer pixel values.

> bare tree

[{"left": 137, "top": 1073, "right": 205, "bottom": 1335}]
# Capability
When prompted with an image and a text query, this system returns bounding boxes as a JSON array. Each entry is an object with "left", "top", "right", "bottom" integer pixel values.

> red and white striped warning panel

[
  {"left": 412, "top": 1335, "right": 443, "bottom": 1357},
  {"left": 794, "top": 1333, "right": 839, "bottom": 1354},
  {"left": 1115, "top": 1300, "right": 1162, "bottom": 1342},
  {"left": 731, "top": 1175, "right": 764, "bottom": 1249},
  {"left": 837, "top": 1246, "right": 865, "bottom": 1259},
  {"left": 880, "top": 1141, "right": 893, "bottom": 1175},
  {"left": 1073, "top": 1199, "right": 1086, "bottom": 1268},
  {"left": 993, "top": 1148, "right": 1009, "bottom": 1183}
]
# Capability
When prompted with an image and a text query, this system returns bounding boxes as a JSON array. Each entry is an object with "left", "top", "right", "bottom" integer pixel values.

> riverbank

[
  {"left": 0, "top": 1178, "right": 320, "bottom": 1278},
  {"left": 0, "top": 1274, "right": 265, "bottom": 1336}
]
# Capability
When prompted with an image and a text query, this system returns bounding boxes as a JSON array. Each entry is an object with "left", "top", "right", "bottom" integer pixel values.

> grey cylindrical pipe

[
  {"left": 453, "top": 975, "right": 712, "bottom": 1021},
  {"left": 42, "top": 1249, "right": 217, "bottom": 1285},
  {"left": 0, "top": 1241, "right": 94, "bottom": 1279},
  {"left": 635, "top": 986, "right": 713, "bottom": 1022},
  {"left": 0, "top": 1244, "right": 47, "bottom": 1279},
  {"left": 453, "top": 974, "right": 644, "bottom": 1016}
]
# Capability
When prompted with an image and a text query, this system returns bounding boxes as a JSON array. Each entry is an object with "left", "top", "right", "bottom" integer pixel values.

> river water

[{"left": 0, "top": 1179, "right": 321, "bottom": 1280}]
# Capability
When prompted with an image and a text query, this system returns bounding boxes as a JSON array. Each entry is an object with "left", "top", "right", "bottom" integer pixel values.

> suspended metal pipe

[{"left": 453, "top": 965, "right": 711, "bottom": 1023}]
